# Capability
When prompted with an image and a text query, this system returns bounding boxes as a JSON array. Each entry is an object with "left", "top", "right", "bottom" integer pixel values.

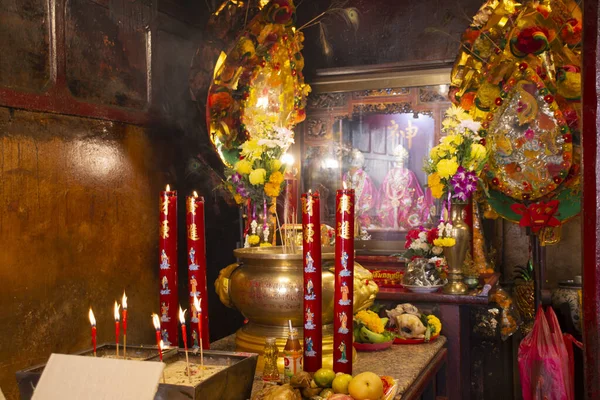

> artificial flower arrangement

[
  {"left": 424, "top": 104, "right": 489, "bottom": 204},
  {"left": 396, "top": 227, "right": 448, "bottom": 288}
]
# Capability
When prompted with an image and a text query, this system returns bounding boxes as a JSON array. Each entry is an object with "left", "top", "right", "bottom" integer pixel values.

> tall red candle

[
  {"left": 302, "top": 191, "right": 322, "bottom": 372},
  {"left": 186, "top": 192, "right": 210, "bottom": 349},
  {"left": 159, "top": 185, "right": 178, "bottom": 346},
  {"left": 333, "top": 187, "right": 355, "bottom": 374}
]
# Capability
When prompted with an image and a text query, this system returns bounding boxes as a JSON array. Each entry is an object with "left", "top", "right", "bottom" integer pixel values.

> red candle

[
  {"left": 333, "top": 186, "right": 355, "bottom": 374},
  {"left": 179, "top": 308, "right": 188, "bottom": 350},
  {"left": 193, "top": 294, "right": 203, "bottom": 342},
  {"left": 186, "top": 191, "right": 210, "bottom": 349},
  {"left": 89, "top": 308, "right": 97, "bottom": 356},
  {"left": 159, "top": 185, "right": 178, "bottom": 347},
  {"left": 122, "top": 292, "right": 127, "bottom": 357},
  {"left": 114, "top": 301, "right": 120, "bottom": 357},
  {"left": 122, "top": 292, "right": 128, "bottom": 336},
  {"left": 302, "top": 190, "right": 322, "bottom": 372},
  {"left": 152, "top": 313, "right": 163, "bottom": 361}
]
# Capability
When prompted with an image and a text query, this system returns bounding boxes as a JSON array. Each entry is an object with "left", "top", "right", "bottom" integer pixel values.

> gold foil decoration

[
  {"left": 337, "top": 195, "right": 353, "bottom": 215},
  {"left": 160, "top": 220, "right": 170, "bottom": 239},
  {"left": 337, "top": 221, "right": 351, "bottom": 239},
  {"left": 188, "top": 223, "right": 199, "bottom": 241},
  {"left": 399, "top": 120, "right": 419, "bottom": 149},
  {"left": 304, "top": 223, "right": 315, "bottom": 243},
  {"left": 472, "top": 200, "right": 489, "bottom": 274}
]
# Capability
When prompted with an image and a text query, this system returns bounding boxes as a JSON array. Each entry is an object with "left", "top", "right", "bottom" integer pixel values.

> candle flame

[
  {"left": 122, "top": 292, "right": 127, "bottom": 309},
  {"left": 166, "top": 184, "right": 171, "bottom": 191},
  {"left": 193, "top": 191, "right": 198, "bottom": 198},
  {"left": 342, "top": 181, "right": 347, "bottom": 190},
  {"left": 152, "top": 313, "right": 160, "bottom": 331},
  {"left": 89, "top": 308, "right": 96, "bottom": 326},
  {"left": 193, "top": 294, "right": 202, "bottom": 313},
  {"left": 178, "top": 306, "right": 186, "bottom": 324},
  {"left": 308, "top": 189, "right": 312, "bottom": 195},
  {"left": 114, "top": 301, "right": 120, "bottom": 321},
  {"left": 159, "top": 340, "right": 164, "bottom": 350}
]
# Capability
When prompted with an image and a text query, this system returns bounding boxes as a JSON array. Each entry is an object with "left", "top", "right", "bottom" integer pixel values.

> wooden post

[{"left": 582, "top": 2, "right": 600, "bottom": 398}]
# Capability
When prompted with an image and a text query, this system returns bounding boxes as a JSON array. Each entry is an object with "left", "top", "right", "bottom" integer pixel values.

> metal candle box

[
  {"left": 15, "top": 344, "right": 174, "bottom": 400},
  {"left": 154, "top": 349, "right": 258, "bottom": 400},
  {"left": 16, "top": 346, "right": 258, "bottom": 400}
]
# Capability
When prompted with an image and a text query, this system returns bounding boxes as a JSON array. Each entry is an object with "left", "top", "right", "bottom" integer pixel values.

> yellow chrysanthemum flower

[
  {"left": 427, "top": 315, "right": 442, "bottom": 334},
  {"left": 259, "top": 242, "right": 273, "bottom": 247},
  {"left": 249, "top": 168, "right": 266, "bottom": 186},
  {"left": 355, "top": 310, "right": 385, "bottom": 334},
  {"left": 444, "top": 104, "right": 470, "bottom": 120},
  {"left": 235, "top": 159, "right": 253, "bottom": 175},
  {"left": 270, "top": 159, "right": 282, "bottom": 171},
  {"left": 233, "top": 193, "right": 244, "bottom": 205},
  {"left": 269, "top": 171, "right": 284, "bottom": 185},
  {"left": 240, "top": 139, "right": 263, "bottom": 161},
  {"left": 428, "top": 173, "right": 445, "bottom": 199},
  {"left": 433, "top": 237, "right": 456, "bottom": 247},
  {"left": 248, "top": 235, "right": 260, "bottom": 245},
  {"left": 264, "top": 182, "right": 281, "bottom": 197},
  {"left": 470, "top": 143, "right": 487, "bottom": 162},
  {"left": 436, "top": 158, "right": 459, "bottom": 179}
]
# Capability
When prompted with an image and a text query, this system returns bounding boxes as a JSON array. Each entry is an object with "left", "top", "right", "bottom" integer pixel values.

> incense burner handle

[{"left": 215, "top": 262, "right": 240, "bottom": 309}]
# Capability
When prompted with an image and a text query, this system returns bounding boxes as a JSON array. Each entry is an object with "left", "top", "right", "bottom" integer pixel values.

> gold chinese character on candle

[
  {"left": 302, "top": 196, "right": 314, "bottom": 216},
  {"left": 187, "top": 196, "right": 197, "bottom": 215},
  {"left": 161, "top": 197, "right": 169, "bottom": 216},
  {"left": 337, "top": 195, "right": 353, "bottom": 215},
  {"left": 160, "top": 220, "right": 170, "bottom": 239},
  {"left": 337, "top": 221, "right": 351, "bottom": 239},
  {"left": 188, "top": 224, "right": 199, "bottom": 241},
  {"left": 304, "top": 223, "right": 315, "bottom": 243}
]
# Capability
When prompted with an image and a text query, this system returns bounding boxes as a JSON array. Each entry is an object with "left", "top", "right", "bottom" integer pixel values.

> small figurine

[
  {"left": 338, "top": 281, "right": 351, "bottom": 305},
  {"left": 190, "top": 275, "right": 198, "bottom": 297},
  {"left": 338, "top": 311, "right": 348, "bottom": 334},
  {"left": 304, "top": 307, "right": 315, "bottom": 330},
  {"left": 337, "top": 341, "right": 348, "bottom": 363},
  {"left": 160, "top": 276, "right": 170, "bottom": 295},
  {"left": 160, "top": 250, "right": 170, "bottom": 269},
  {"left": 160, "top": 302, "right": 170, "bottom": 322},
  {"left": 305, "top": 337, "right": 316, "bottom": 357},
  {"left": 189, "top": 248, "right": 199, "bottom": 271},
  {"left": 161, "top": 329, "right": 171, "bottom": 346},
  {"left": 339, "top": 252, "right": 352, "bottom": 277},
  {"left": 305, "top": 279, "right": 316, "bottom": 300},
  {"left": 304, "top": 251, "right": 316, "bottom": 273}
]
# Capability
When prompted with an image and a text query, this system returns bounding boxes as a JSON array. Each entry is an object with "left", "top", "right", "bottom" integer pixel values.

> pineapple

[{"left": 514, "top": 260, "right": 535, "bottom": 334}]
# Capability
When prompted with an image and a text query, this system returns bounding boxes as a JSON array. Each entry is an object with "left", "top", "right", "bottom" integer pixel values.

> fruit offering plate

[
  {"left": 402, "top": 284, "right": 444, "bottom": 293},
  {"left": 393, "top": 333, "right": 440, "bottom": 345},
  {"left": 353, "top": 340, "right": 394, "bottom": 352}
]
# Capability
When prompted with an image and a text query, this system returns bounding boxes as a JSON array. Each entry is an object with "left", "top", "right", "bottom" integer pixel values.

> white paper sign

[{"left": 32, "top": 354, "right": 165, "bottom": 400}]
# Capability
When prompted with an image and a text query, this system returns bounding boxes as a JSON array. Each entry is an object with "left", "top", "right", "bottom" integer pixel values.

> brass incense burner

[{"left": 215, "top": 246, "right": 378, "bottom": 370}]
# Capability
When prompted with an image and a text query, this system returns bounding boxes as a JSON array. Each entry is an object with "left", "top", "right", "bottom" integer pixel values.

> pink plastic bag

[{"left": 518, "top": 307, "right": 580, "bottom": 400}]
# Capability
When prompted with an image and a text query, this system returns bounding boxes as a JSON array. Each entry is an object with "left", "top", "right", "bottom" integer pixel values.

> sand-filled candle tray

[
  {"left": 15, "top": 343, "right": 175, "bottom": 400},
  {"left": 154, "top": 349, "right": 258, "bottom": 400}
]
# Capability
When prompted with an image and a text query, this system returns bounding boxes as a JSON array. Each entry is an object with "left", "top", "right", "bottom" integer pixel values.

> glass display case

[{"left": 300, "top": 63, "right": 453, "bottom": 250}]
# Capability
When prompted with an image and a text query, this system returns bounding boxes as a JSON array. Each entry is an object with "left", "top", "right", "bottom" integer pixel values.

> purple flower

[
  {"left": 451, "top": 168, "right": 478, "bottom": 201},
  {"left": 231, "top": 173, "right": 242, "bottom": 184},
  {"left": 236, "top": 185, "right": 248, "bottom": 197}
]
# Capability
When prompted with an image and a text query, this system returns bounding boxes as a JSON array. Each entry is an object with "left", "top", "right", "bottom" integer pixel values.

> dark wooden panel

[
  {"left": 65, "top": 0, "right": 150, "bottom": 109},
  {"left": 0, "top": 0, "right": 51, "bottom": 91}
]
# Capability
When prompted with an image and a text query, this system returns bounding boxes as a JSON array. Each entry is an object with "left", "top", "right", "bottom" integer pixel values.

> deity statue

[
  {"left": 378, "top": 145, "right": 431, "bottom": 230},
  {"left": 343, "top": 149, "right": 377, "bottom": 231}
]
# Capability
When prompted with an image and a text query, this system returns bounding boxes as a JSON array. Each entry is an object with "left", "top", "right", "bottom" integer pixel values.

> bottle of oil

[
  {"left": 283, "top": 324, "right": 302, "bottom": 382},
  {"left": 262, "top": 337, "right": 280, "bottom": 382}
]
